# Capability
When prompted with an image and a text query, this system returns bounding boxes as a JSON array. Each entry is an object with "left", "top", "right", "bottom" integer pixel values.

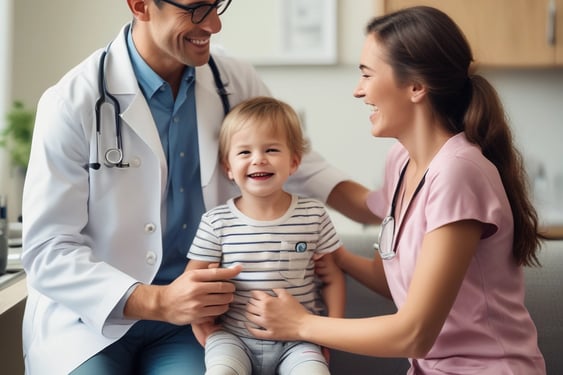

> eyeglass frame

[
  {"left": 159, "top": 0, "right": 232, "bottom": 24},
  {"left": 374, "top": 160, "right": 427, "bottom": 260}
]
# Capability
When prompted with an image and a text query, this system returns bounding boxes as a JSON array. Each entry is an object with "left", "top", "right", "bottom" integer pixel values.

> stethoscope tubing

[
  {"left": 95, "top": 48, "right": 126, "bottom": 169},
  {"left": 89, "top": 33, "right": 230, "bottom": 170}
]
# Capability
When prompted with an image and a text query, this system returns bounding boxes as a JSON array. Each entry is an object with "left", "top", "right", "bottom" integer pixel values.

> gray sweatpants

[{"left": 205, "top": 330, "right": 330, "bottom": 375}]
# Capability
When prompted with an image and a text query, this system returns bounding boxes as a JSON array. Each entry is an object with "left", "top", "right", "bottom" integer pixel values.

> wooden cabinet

[{"left": 383, "top": 0, "right": 563, "bottom": 67}]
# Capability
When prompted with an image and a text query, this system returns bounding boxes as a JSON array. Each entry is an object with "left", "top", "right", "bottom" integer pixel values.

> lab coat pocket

[{"left": 279, "top": 240, "right": 314, "bottom": 284}]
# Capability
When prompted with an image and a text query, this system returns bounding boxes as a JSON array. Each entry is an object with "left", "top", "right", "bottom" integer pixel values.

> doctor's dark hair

[
  {"left": 219, "top": 96, "right": 310, "bottom": 166},
  {"left": 366, "top": 6, "right": 542, "bottom": 266}
]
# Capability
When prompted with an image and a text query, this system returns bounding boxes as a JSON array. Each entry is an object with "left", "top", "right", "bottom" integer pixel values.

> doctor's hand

[
  {"left": 191, "top": 317, "right": 222, "bottom": 347},
  {"left": 245, "top": 289, "right": 311, "bottom": 342},
  {"left": 124, "top": 264, "right": 242, "bottom": 325}
]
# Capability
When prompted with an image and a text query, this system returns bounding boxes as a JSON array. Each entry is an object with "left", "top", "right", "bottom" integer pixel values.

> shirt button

[
  {"left": 182, "top": 224, "right": 188, "bottom": 230},
  {"left": 179, "top": 187, "right": 184, "bottom": 193},
  {"left": 146, "top": 251, "right": 157, "bottom": 265},
  {"left": 173, "top": 117, "right": 179, "bottom": 123},
  {"left": 179, "top": 152, "right": 185, "bottom": 157},
  {"left": 144, "top": 223, "right": 157, "bottom": 233}
]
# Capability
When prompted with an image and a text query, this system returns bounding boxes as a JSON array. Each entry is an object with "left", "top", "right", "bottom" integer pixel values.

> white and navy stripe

[{"left": 188, "top": 194, "right": 342, "bottom": 337}]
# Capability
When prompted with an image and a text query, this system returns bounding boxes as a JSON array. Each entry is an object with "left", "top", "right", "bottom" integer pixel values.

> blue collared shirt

[{"left": 127, "top": 29, "right": 205, "bottom": 284}]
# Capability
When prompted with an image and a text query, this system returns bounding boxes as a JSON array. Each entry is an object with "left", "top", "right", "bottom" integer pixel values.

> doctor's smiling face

[{"left": 128, "top": 0, "right": 229, "bottom": 75}]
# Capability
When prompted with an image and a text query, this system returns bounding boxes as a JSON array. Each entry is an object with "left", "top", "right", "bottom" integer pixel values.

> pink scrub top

[{"left": 367, "top": 133, "right": 546, "bottom": 375}]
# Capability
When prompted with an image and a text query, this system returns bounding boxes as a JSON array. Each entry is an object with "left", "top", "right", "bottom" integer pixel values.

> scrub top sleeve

[
  {"left": 366, "top": 189, "right": 387, "bottom": 219},
  {"left": 425, "top": 157, "right": 504, "bottom": 237}
]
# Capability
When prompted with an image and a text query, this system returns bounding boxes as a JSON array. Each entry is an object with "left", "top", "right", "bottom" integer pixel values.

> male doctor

[{"left": 21, "top": 0, "right": 375, "bottom": 373}]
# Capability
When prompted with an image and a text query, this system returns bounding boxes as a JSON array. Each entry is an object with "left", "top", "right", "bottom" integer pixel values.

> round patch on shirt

[{"left": 295, "top": 242, "right": 307, "bottom": 252}]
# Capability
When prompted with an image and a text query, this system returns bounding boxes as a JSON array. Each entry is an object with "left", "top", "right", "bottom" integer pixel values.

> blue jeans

[{"left": 70, "top": 321, "right": 205, "bottom": 375}]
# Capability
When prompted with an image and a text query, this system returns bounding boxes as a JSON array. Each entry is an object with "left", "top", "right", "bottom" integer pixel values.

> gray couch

[{"left": 329, "top": 234, "right": 563, "bottom": 374}]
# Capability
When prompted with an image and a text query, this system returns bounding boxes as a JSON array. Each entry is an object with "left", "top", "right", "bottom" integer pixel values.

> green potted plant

[{"left": 0, "top": 101, "right": 35, "bottom": 169}]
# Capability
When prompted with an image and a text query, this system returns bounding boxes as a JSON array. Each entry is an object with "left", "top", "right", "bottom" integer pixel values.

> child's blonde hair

[{"left": 219, "top": 96, "right": 310, "bottom": 166}]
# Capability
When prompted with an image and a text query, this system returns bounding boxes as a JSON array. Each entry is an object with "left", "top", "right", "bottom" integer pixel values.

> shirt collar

[{"left": 126, "top": 26, "right": 195, "bottom": 99}]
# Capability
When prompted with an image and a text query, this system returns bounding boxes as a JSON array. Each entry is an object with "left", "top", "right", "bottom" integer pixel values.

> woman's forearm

[
  {"left": 327, "top": 181, "right": 381, "bottom": 224},
  {"left": 334, "top": 247, "right": 392, "bottom": 299},
  {"left": 299, "top": 312, "right": 421, "bottom": 358}
]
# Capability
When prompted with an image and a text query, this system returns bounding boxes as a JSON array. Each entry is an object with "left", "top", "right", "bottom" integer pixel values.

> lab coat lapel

[
  {"left": 105, "top": 24, "right": 168, "bottom": 190},
  {"left": 121, "top": 96, "right": 167, "bottom": 173},
  {"left": 195, "top": 63, "right": 225, "bottom": 187}
]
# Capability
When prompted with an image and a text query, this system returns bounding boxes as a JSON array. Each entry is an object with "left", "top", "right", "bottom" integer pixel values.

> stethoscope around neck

[
  {"left": 88, "top": 44, "right": 230, "bottom": 170},
  {"left": 88, "top": 48, "right": 127, "bottom": 170}
]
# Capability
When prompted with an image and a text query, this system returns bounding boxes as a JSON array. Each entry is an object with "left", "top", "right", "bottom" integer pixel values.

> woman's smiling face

[{"left": 353, "top": 35, "right": 416, "bottom": 139}]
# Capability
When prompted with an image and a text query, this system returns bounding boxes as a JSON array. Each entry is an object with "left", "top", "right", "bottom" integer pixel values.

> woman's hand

[{"left": 245, "top": 289, "right": 310, "bottom": 341}]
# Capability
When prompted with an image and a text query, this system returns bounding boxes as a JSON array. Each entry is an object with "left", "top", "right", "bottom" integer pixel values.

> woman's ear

[{"left": 410, "top": 81, "right": 427, "bottom": 103}]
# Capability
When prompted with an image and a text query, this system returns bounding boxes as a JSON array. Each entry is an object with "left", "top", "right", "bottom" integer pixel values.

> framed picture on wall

[
  {"left": 278, "top": 0, "right": 338, "bottom": 64},
  {"left": 214, "top": 0, "right": 338, "bottom": 65}
]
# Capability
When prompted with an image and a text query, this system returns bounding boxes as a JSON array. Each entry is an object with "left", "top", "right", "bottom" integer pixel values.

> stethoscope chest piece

[{"left": 105, "top": 148, "right": 123, "bottom": 166}]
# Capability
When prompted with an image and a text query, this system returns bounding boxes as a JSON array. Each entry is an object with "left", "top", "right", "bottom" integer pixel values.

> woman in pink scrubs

[{"left": 245, "top": 6, "right": 546, "bottom": 374}]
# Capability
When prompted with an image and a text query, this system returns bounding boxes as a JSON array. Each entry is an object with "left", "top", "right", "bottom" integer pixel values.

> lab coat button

[
  {"left": 130, "top": 157, "right": 141, "bottom": 168},
  {"left": 144, "top": 223, "right": 156, "bottom": 233},
  {"left": 146, "top": 251, "right": 157, "bottom": 265}
]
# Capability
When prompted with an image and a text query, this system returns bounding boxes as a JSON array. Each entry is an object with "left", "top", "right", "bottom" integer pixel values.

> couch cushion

[{"left": 524, "top": 240, "right": 563, "bottom": 375}]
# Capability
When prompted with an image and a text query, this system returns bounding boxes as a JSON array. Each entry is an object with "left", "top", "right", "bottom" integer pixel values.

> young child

[{"left": 186, "top": 96, "right": 345, "bottom": 375}]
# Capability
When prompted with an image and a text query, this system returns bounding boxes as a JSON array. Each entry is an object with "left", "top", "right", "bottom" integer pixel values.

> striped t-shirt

[{"left": 188, "top": 194, "right": 342, "bottom": 338}]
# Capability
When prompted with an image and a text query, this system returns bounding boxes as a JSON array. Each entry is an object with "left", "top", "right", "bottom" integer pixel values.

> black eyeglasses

[{"left": 160, "top": 0, "right": 231, "bottom": 24}]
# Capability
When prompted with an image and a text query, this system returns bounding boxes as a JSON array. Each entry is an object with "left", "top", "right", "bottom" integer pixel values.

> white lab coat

[{"left": 21, "top": 25, "right": 347, "bottom": 374}]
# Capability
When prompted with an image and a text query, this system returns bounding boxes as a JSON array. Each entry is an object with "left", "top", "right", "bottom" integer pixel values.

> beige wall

[
  {"left": 7, "top": 0, "right": 563, "bottom": 232},
  {"left": 12, "top": 0, "right": 131, "bottom": 104},
  {"left": 10, "top": 0, "right": 378, "bottom": 106}
]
